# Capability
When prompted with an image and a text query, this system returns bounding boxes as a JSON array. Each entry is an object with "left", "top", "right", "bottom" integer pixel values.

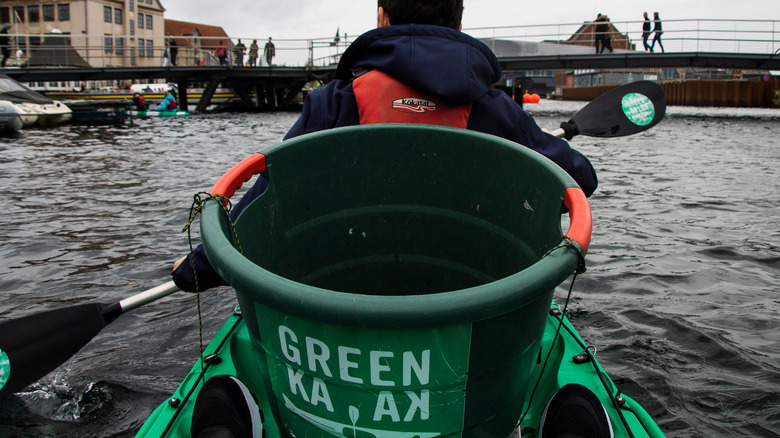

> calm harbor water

[{"left": 0, "top": 102, "right": 778, "bottom": 437}]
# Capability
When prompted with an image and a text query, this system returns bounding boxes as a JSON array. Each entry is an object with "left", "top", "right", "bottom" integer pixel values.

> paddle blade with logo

[{"left": 558, "top": 81, "right": 667, "bottom": 140}]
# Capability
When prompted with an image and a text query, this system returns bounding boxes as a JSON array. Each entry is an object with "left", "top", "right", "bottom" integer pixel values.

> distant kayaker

[
  {"left": 156, "top": 88, "right": 178, "bottom": 111},
  {"left": 172, "top": 0, "right": 598, "bottom": 293},
  {"left": 132, "top": 92, "right": 147, "bottom": 110}
]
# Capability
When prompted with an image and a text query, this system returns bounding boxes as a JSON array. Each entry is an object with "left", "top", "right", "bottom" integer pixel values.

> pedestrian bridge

[
  {"left": 2, "top": 18, "right": 777, "bottom": 73},
  {"left": 0, "top": 19, "right": 777, "bottom": 109}
]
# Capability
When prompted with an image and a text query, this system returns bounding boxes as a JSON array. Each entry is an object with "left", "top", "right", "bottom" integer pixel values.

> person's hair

[{"left": 377, "top": 0, "right": 463, "bottom": 30}]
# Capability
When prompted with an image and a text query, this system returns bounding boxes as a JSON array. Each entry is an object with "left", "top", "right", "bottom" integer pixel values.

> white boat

[
  {"left": 0, "top": 74, "right": 72, "bottom": 129},
  {"left": 0, "top": 100, "right": 23, "bottom": 133}
]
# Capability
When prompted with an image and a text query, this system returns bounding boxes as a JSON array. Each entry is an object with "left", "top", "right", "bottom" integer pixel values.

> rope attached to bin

[
  {"left": 517, "top": 236, "right": 587, "bottom": 430},
  {"left": 181, "top": 191, "right": 244, "bottom": 373}
]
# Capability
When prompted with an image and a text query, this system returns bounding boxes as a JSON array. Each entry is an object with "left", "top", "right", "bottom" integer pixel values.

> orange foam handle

[
  {"left": 564, "top": 187, "right": 592, "bottom": 253},
  {"left": 210, "top": 153, "right": 267, "bottom": 201}
]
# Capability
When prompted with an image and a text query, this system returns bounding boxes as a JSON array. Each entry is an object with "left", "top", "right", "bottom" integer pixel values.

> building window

[
  {"left": 115, "top": 37, "right": 124, "bottom": 55},
  {"left": 104, "top": 6, "right": 111, "bottom": 22},
  {"left": 13, "top": 6, "right": 25, "bottom": 23},
  {"left": 138, "top": 13, "right": 143, "bottom": 28},
  {"left": 58, "top": 4, "right": 70, "bottom": 21},
  {"left": 28, "top": 5, "right": 40, "bottom": 22},
  {"left": 129, "top": 0, "right": 134, "bottom": 12},
  {"left": 129, "top": 20, "right": 134, "bottom": 36},
  {"left": 146, "top": 0, "right": 152, "bottom": 4},
  {"left": 114, "top": 8, "right": 122, "bottom": 25},
  {"left": 105, "top": 35, "right": 113, "bottom": 54},
  {"left": 146, "top": 39, "right": 153, "bottom": 58},
  {"left": 43, "top": 4, "right": 55, "bottom": 22},
  {"left": 145, "top": 14, "right": 152, "bottom": 30},
  {"left": 138, "top": 39, "right": 145, "bottom": 57},
  {"left": 0, "top": 7, "right": 9, "bottom": 24}
]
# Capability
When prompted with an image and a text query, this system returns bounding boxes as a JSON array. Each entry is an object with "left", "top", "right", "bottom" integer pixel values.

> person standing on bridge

[
  {"left": 249, "top": 40, "right": 259, "bottom": 66},
  {"left": 264, "top": 37, "right": 275, "bottom": 66},
  {"left": 650, "top": 12, "right": 664, "bottom": 53},
  {"left": 234, "top": 39, "right": 246, "bottom": 66},
  {"left": 642, "top": 12, "right": 652, "bottom": 51},
  {"left": 167, "top": 36, "right": 178, "bottom": 66},
  {"left": 215, "top": 40, "right": 228, "bottom": 65},
  {"left": 0, "top": 23, "right": 11, "bottom": 68},
  {"left": 171, "top": 0, "right": 598, "bottom": 293}
]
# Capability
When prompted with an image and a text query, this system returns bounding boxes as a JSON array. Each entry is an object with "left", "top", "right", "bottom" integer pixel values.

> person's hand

[{"left": 173, "top": 255, "right": 187, "bottom": 271}]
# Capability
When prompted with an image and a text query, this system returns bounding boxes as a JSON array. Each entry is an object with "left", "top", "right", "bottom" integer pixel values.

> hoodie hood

[{"left": 336, "top": 25, "right": 502, "bottom": 107}]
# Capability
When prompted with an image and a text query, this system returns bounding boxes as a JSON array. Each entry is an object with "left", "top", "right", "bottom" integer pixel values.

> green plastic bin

[{"left": 201, "top": 124, "right": 591, "bottom": 437}]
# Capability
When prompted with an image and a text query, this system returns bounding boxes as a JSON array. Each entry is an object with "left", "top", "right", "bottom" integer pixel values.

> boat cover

[{"left": 0, "top": 75, "right": 53, "bottom": 104}]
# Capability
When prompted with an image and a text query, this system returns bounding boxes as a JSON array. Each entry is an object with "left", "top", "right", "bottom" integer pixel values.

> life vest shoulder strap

[{"left": 352, "top": 70, "right": 472, "bottom": 128}]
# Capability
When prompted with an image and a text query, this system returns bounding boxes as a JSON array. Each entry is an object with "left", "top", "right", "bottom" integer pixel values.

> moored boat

[
  {"left": 0, "top": 101, "right": 23, "bottom": 133},
  {"left": 67, "top": 100, "right": 129, "bottom": 126},
  {"left": 0, "top": 74, "right": 72, "bottom": 128}
]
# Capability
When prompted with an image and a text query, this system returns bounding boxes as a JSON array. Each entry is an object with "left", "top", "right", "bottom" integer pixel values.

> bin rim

[{"left": 201, "top": 125, "right": 590, "bottom": 328}]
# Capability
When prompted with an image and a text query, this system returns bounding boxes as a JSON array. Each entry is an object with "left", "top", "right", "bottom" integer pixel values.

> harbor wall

[{"left": 562, "top": 80, "right": 780, "bottom": 108}]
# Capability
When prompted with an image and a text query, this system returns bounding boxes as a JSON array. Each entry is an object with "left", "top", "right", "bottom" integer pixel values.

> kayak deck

[{"left": 136, "top": 303, "right": 664, "bottom": 437}]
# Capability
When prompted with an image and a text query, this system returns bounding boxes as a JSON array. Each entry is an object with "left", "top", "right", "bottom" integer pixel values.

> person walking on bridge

[
  {"left": 650, "top": 12, "right": 664, "bottom": 53},
  {"left": 642, "top": 12, "right": 652, "bottom": 51},
  {"left": 595, "top": 14, "right": 613, "bottom": 54},
  {"left": 0, "top": 23, "right": 11, "bottom": 68},
  {"left": 171, "top": 0, "right": 598, "bottom": 293}
]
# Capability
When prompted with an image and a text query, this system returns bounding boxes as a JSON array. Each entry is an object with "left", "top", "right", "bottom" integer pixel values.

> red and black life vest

[{"left": 352, "top": 70, "right": 472, "bottom": 128}]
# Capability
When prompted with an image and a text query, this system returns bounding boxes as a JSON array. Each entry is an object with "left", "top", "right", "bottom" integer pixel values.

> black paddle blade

[
  {"left": 565, "top": 81, "right": 667, "bottom": 139},
  {"left": 0, "top": 303, "right": 113, "bottom": 397}
]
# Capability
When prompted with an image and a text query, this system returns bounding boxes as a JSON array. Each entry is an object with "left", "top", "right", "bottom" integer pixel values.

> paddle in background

[
  {"left": 0, "top": 80, "right": 667, "bottom": 398},
  {"left": 551, "top": 80, "right": 666, "bottom": 140}
]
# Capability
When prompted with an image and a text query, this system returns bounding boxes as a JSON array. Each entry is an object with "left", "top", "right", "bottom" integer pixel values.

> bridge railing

[
  {"left": 2, "top": 19, "right": 776, "bottom": 70},
  {"left": 464, "top": 19, "right": 779, "bottom": 56},
  {"left": 1, "top": 33, "right": 356, "bottom": 69}
]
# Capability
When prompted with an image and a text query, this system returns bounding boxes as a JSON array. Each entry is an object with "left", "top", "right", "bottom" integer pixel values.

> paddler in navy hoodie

[{"left": 172, "top": 0, "right": 598, "bottom": 292}]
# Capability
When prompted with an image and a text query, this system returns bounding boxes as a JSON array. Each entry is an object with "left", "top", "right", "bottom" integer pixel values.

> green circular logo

[
  {"left": 621, "top": 93, "right": 655, "bottom": 126},
  {"left": 0, "top": 348, "right": 9, "bottom": 391}
]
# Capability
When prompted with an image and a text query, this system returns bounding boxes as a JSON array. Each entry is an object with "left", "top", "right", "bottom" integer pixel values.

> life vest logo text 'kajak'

[{"left": 392, "top": 98, "right": 437, "bottom": 114}]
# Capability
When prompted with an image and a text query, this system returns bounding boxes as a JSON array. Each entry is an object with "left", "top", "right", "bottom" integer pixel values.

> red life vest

[{"left": 352, "top": 70, "right": 472, "bottom": 128}]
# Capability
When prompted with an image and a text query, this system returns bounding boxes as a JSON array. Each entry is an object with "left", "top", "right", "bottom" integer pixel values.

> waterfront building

[{"left": 0, "top": 0, "right": 165, "bottom": 67}]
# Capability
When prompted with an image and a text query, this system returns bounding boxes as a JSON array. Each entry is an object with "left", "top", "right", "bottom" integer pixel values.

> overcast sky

[{"left": 161, "top": 0, "right": 779, "bottom": 41}]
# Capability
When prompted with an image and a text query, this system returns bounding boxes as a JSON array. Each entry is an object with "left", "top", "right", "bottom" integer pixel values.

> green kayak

[
  {"left": 125, "top": 110, "right": 189, "bottom": 117},
  {"left": 137, "top": 301, "right": 664, "bottom": 437},
  {"left": 136, "top": 125, "right": 665, "bottom": 437}
]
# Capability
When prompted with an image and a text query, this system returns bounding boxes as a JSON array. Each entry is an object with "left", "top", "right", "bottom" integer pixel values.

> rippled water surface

[{"left": 0, "top": 103, "right": 778, "bottom": 437}]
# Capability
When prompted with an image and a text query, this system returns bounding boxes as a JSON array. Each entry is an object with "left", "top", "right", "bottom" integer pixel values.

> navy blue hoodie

[{"left": 172, "top": 24, "right": 597, "bottom": 292}]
